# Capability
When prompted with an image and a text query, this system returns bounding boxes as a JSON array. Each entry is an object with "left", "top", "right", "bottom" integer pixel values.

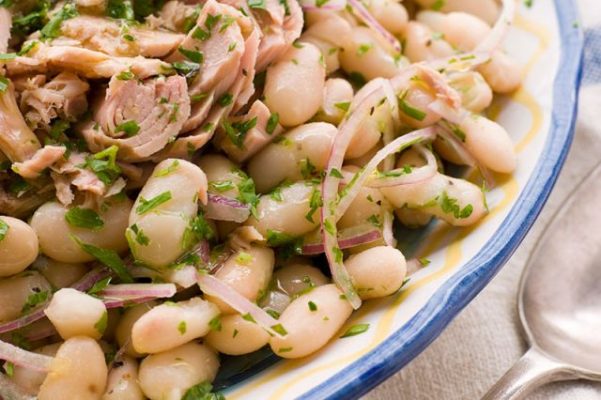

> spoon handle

[{"left": 481, "top": 347, "right": 574, "bottom": 400}]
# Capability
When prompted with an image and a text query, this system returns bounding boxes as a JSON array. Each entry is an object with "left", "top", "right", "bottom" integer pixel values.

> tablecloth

[{"left": 364, "top": 1, "right": 601, "bottom": 398}]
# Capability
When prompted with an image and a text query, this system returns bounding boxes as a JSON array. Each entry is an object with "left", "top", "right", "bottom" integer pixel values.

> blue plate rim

[{"left": 299, "top": 1, "right": 585, "bottom": 399}]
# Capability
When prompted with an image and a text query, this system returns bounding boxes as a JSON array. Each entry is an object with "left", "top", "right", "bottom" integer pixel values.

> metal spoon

[{"left": 482, "top": 163, "right": 601, "bottom": 400}]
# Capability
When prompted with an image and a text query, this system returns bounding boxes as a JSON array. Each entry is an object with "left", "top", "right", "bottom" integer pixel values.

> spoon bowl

[{"left": 483, "top": 163, "right": 601, "bottom": 399}]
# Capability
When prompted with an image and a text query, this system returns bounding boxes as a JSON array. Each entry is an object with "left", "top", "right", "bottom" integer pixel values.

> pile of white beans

[{"left": 0, "top": 0, "right": 521, "bottom": 398}]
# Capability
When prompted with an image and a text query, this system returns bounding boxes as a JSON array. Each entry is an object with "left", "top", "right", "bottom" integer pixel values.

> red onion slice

[
  {"left": 0, "top": 309, "right": 47, "bottom": 335},
  {"left": 322, "top": 85, "right": 386, "bottom": 309},
  {"left": 99, "top": 284, "right": 177, "bottom": 299},
  {"left": 205, "top": 193, "right": 250, "bottom": 223},
  {"left": 0, "top": 339, "right": 53, "bottom": 372},
  {"left": 346, "top": 0, "right": 402, "bottom": 54},
  {"left": 475, "top": 0, "right": 516, "bottom": 55},
  {"left": 382, "top": 207, "right": 396, "bottom": 247},
  {"left": 71, "top": 267, "right": 112, "bottom": 292},
  {"left": 427, "top": 99, "right": 470, "bottom": 125},
  {"left": 197, "top": 273, "right": 286, "bottom": 337},
  {"left": 301, "top": 225, "right": 383, "bottom": 255},
  {"left": 365, "top": 144, "right": 438, "bottom": 189}
]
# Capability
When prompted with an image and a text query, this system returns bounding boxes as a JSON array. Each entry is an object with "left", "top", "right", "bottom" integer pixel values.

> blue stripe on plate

[
  {"left": 583, "top": 27, "right": 601, "bottom": 85},
  {"left": 299, "top": 1, "right": 584, "bottom": 399}
]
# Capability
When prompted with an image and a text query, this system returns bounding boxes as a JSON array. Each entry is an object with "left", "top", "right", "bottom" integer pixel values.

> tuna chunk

[
  {"left": 12, "top": 146, "right": 66, "bottom": 179},
  {"left": 33, "top": 44, "right": 171, "bottom": 79},
  {"left": 0, "top": 80, "right": 42, "bottom": 162},
  {"left": 60, "top": 16, "right": 185, "bottom": 58},
  {"left": 82, "top": 75, "right": 191, "bottom": 161},
  {"left": 0, "top": 8, "right": 11, "bottom": 54},
  {"left": 146, "top": 1, "right": 199, "bottom": 32},
  {"left": 19, "top": 72, "right": 90, "bottom": 130}
]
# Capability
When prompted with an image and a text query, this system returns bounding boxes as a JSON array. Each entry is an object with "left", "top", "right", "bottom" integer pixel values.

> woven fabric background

[{"left": 364, "top": 1, "right": 601, "bottom": 399}]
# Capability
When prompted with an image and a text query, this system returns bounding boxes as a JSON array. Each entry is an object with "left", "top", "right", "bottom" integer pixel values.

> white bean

[
  {"left": 205, "top": 245, "right": 274, "bottom": 313},
  {"left": 316, "top": 78, "right": 354, "bottom": 125},
  {"left": 0, "top": 216, "right": 38, "bottom": 277},
  {"left": 366, "top": 0, "right": 409, "bottom": 36},
  {"left": 340, "top": 27, "right": 401, "bottom": 81},
  {"left": 381, "top": 173, "right": 488, "bottom": 226},
  {"left": 248, "top": 123, "right": 337, "bottom": 193},
  {"left": 31, "top": 198, "right": 132, "bottom": 263},
  {"left": 205, "top": 313, "right": 270, "bottom": 355},
  {"left": 477, "top": 51, "right": 522, "bottom": 94},
  {"left": 0, "top": 271, "right": 52, "bottom": 322},
  {"left": 197, "top": 154, "right": 244, "bottom": 200},
  {"left": 436, "top": 114, "right": 516, "bottom": 173},
  {"left": 247, "top": 181, "right": 321, "bottom": 239},
  {"left": 10, "top": 343, "right": 60, "bottom": 395},
  {"left": 264, "top": 43, "right": 326, "bottom": 127},
  {"left": 403, "top": 21, "right": 454, "bottom": 63},
  {"left": 33, "top": 257, "right": 89, "bottom": 289},
  {"left": 346, "top": 97, "right": 393, "bottom": 160},
  {"left": 346, "top": 246, "right": 407, "bottom": 299},
  {"left": 412, "top": 0, "right": 500, "bottom": 25},
  {"left": 102, "top": 356, "right": 144, "bottom": 400},
  {"left": 115, "top": 301, "right": 157, "bottom": 358},
  {"left": 132, "top": 297, "right": 219, "bottom": 354},
  {"left": 127, "top": 158, "right": 207, "bottom": 269},
  {"left": 417, "top": 11, "right": 491, "bottom": 52},
  {"left": 39, "top": 336, "right": 108, "bottom": 400},
  {"left": 302, "top": 15, "right": 353, "bottom": 74},
  {"left": 301, "top": 36, "right": 341, "bottom": 75},
  {"left": 274, "top": 263, "right": 329, "bottom": 296},
  {"left": 269, "top": 284, "right": 352, "bottom": 358},
  {"left": 44, "top": 288, "right": 108, "bottom": 340},
  {"left": 338, "top": 183, "right": 386, "bottom": 230},
  {"left": 395, "top": 207, "right": 433, "bottom": 228},
  {"left": 446, "top": 71, "right": 493, "bottom": 113},
  {"left": 138, "top": 342, "right": 219, "bottom": 400}
]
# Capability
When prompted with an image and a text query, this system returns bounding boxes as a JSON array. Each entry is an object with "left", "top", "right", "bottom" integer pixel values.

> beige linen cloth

[{"left": 364, "top": 2, "right": 601, "bottom": 398}]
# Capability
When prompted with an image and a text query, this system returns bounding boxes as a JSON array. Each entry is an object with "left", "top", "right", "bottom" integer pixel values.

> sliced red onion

[
  {"left": 365, "top": 144, "right": 438, "bottom": 189},
  {"left": 475, "top": 0, "right": 516, "bottom": 55},
  {"left": 336, "top": 128, "right": 437, "bottom": 219},
  {"left": 382, "top": 207, "right": 396, "bottom": 247},
  {"left": 205, "top": 193, "right": 250, "bottom": 223},
  {"left": 322, "top": 85, "right": 386, "bottom": 309},
  {"left": 99, "top": 284, "right": 177, "bottom": 299},
  {"left": 301, "top": 225, "right": 382, "bottom": 255},
  {"left": 102, "top": 297, "right": 157, "bottom": 309},
  {"left": 0, "top": 339, "right": 53, "bottom": 372},
  {"left": 71, "top": 267, "right": 112, "bottom": 292},
  {"left": 0, "top": 308, "right": 47, "bottom": 335},
  {"left": 197, "top": 273, "right": 286, "bottom": 337},
  {"left": 346, "top": 0, "right": 402, "bottom": 54},
  {"left": 427, "top": 99, "right": 470, "bottom": 125},
  {"left": 436, "top": 124, "right": 496, "bottom": 188}
]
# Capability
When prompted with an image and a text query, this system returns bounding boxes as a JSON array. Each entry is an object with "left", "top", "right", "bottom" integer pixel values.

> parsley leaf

[
  {"left": 136, "top": 191, "right": 172, "bottom": 215},
  {"left": 0, "top": 219, "right": 9, "bottom": 242},
  {"left": 72, "top": 236, "right": 134, "bottom": 283},
  {"left": 87, "top": 277, "right": 112, "bottom": 296},
  {"left": 181, "top": 381, "right": 225, "bottom": 400},
  {"left": 223, "top": 117, "right": 257, "bottom": 148},
  {"left": 21, "top": 290, "right": 49, "bottom": 314},
  {"left": 41, "top": 2, "right": 78, "bottom": 40},
  {"left": 115, "top": 120, "right": 140, "bottom": 137},
  {"left": 64, "top": 207, "right": 105, "bottom": 230},
  {"left": 340, "top": 323, "right": 369, "bottom": 338}
]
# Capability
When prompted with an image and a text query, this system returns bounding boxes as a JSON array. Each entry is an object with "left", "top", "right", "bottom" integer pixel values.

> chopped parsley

[
  {"left": 334, "top": 102, "right": 351, "bottom": 112},
  {"left": 116, "top": 70, "right": 135, "bottom": 80},
  {"left": 172, "top": 61, "right": 200, "bottom": 79},
  {"left": 271, "top": 323, "right": 288, "bottom": 336},
  {"left": 398, "top": 91, "right": 427, "bottom": 121},
  {"left": 440, "top": 191, "right": 473, "bottom": 219},
  {"left": 129, "top": 224, "right": 150, "bottom": 246},
  {"left": 419, "top": 257, "right": 431, "bottom": 266},
  {"left": 209, "top": 180, "right": 235, "bottom": 192},
  {"left": 72, "top": 236, "right": 134, "bottom": 283},
  {"left": 81, "top": 146, "right": 122, "bottom": 185},
  {"left": 305, "top": 186, "right": 322, "bottom": 223},
  {"left": 248, "top": 0, "right": 266, "bottom": 9},
  {"left": 0, "top": 76, "right": 9, "bottom": 93},
  {"left": 266, "top": 230, "right": 295, "bottom": 246},
  {"left": 218, "top": 93, "right": 234, "bottom": 107},
  {"left": 115, "top": 120, "right": 140, "bottom": 137},
  {"left": 0, "top": 219, "right": 9, "bottom": 242},
  {"left": 181, "top": 381, "right": 225, "bottom": 400},
  {"left": 235, "top": 251, "right": 253, "bottom": 265},
  {"left": 340, "top": 323, "right": 370, "bottom": 338},
  {"left": 3, "top": 361, "right": 14, "bottom": 377},
  {"left": 87, "top": 277, "right": 112, "bottom": 296},
  {"left": 299, "top": 158, "right": 317, "bottom": 179},
  {"left": 209, "top": 316, "right": 222, "bottom": 332},
  {"left": 223, "top": 117, "right": 258, "bottom": 148},
  {"left": 64, "top": 207, "right": 104, "bottom": 230},
  {"left": 40, "top": 2, "right": 79, "bottom": 40},
  {"left": 241, "top": 313, "right": 256, "bottom": 323},
  {"left": 278, "top": 347, "right": 293, "bottom": 353},
  {"left": 154, "top": 160, "right": 180, "bottom": 177},
  {"left": 0, "top": 53, "right": 16, "bottom": 61},
  {"left": 136, "top": 191, "right": 172, "bottom": 215},
  {"left": 106, "top": 0, "right": 135, "bottom": 20},
  {"left": 178, "top": 47, "right": 204, "bottom": 64},
  {"left": 21, "top": 290, "right": 49, "bottom": 314},
  {"left": 356, "top": 43, "right": 373, "bottom": 56},
  {"left": 308, "top": 301, "right": 318, "bottom": 311},
  {"left": 94, "top": 311, "right": 108, "bottom": 335},
  {"left": 178, "top": 321, "right": 187, "bottom": 335},
  {"left": 266, "top": 113, "right": 279, "bottom": 134}
]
